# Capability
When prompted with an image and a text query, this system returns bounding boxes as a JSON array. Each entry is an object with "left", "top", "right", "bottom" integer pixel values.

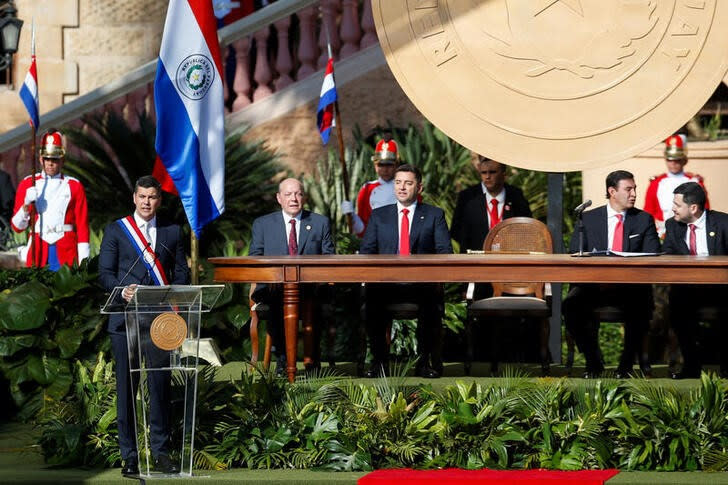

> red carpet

[{"left": 358, "top": 468, "right": 619, "bottom": 484}]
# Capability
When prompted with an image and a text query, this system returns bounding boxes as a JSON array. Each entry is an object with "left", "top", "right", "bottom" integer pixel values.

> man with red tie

[
  {"left": 563, "top": 170, "right": 660, "bottom": 378},
  {"left": 451, "top": 156, "right": 532, "bottom": 254},
  {"left": 663, "top": 182, "right": 728, "bottom": 378},
  {"left": 249, "top": 178, "right": 335, "bottom": 373},
  {"left": 360, "top": 164, "right": 453, "bottom": 378}
]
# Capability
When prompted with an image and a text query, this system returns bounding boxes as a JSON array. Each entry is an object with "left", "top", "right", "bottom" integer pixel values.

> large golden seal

[
  {"left": 150, "top": 313, "right": 187, "bottom": 351},
  {"left": 373, "top": 0, "right": 728, "bottom": 171}
]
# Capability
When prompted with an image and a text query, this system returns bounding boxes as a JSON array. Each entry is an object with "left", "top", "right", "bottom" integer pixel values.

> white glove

[
  {"left": 24, "top": 187, "right": 38, "bottom": 205},
  {"left": 341, "top": 200, "right": 354, "bottom": 215}
]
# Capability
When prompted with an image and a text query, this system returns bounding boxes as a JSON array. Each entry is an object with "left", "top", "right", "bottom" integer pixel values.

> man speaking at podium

[{"left": 99, "top": 175, "right": 190, "bottom": 475}]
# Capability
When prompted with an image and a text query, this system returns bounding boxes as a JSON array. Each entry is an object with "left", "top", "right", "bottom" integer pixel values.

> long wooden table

[{"left": 211, "top": 254, "right": 728, "bottom": 381}]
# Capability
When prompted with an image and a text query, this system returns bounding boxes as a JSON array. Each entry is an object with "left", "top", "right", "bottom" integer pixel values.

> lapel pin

[
  {"left": 306, "top": 225, "right": 311, "bottom": 231},
  {"left": 710, "top": 231, "right": 715, "bottom": 237}
]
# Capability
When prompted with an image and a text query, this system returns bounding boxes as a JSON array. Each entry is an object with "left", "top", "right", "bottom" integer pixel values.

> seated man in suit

[
  {"left": 360, "top": 164, "right": 453, "bottom": 378},
  {"left": 99, "top": 175, "right": 190, "bottom": 475},
  {"left": 563, "top": 170, "right": 660, "bottom": 378},
  {"left": 249, "top": 178, "right": 335, "bottom": 373},
  {"left": 663, "top": 182, "right": 728, "bottom": 378}
]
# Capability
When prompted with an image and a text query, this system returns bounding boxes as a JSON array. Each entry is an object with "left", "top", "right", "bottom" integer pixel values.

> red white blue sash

[{"left": 116, "top": 216, "right": 168, "bottom": 286}]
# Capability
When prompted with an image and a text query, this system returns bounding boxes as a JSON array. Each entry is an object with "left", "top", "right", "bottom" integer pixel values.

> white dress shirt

[{"left": 134, "top": 212, "right": 157, "bottom": 251}]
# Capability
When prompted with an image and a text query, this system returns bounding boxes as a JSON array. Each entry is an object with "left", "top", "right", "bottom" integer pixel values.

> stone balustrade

[{"left": 0, "top": 0, "right": 376, "bottom": 184}]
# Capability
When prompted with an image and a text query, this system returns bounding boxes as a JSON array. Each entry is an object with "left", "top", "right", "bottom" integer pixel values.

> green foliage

[
  {"left": 0, "top": 263, "right": 108, "bottom": 420},
  {"left": 31, "top": 363, "right": 728, "bottom": 473},
  {"left": 37, "top": 353, "right": 118, "bottom": 467}
]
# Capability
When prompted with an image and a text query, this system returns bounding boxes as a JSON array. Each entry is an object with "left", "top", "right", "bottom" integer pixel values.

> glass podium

[{"left": 101, "top": 285, "right": 224, "bottom": 478}]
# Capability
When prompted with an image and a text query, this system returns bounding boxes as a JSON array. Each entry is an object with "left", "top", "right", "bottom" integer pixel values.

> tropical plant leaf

[{"left": 0, "top": 280, "right": 50, "bottom": 331}]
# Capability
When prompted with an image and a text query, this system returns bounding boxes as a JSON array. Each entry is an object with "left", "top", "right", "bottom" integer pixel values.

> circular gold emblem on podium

[
  {"left": 373, "top": 0, "right": 728, "bottom": 171},
  {"left": 150, "top": 313, "right": 187, "bottom": 351}
]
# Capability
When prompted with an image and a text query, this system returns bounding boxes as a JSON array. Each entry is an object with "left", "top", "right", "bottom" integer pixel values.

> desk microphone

[
  {"left": 574, "top": 199, "right": 592, "bottom": 215},
  {"left": 117, "top": 241, "right": 155, "bottom": 288}
]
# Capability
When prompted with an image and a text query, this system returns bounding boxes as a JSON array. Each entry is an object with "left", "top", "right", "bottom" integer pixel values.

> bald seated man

[{"left": 249, "top": 178, "right": 335, "bottom": 373}]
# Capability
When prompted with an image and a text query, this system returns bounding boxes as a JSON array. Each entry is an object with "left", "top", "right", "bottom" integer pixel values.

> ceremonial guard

[
  {"left": 342, "top": 138, "right": 399, "bottom": 236},
  {"left": 11, "top": 130, "right": 89, "bottom": 270},
  {"left": 643, "top": 134, "right": 709, "bottom": 237}
]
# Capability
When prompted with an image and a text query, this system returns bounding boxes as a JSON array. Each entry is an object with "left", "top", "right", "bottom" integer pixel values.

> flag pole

[
  {"left": 190, "top": 230, "right": 199, "bottom": 285},
  {"left": 27, "top": 19, "right": 38, "bottom": 268},
  {"left": 323, "top": 23, "right": 352, "bottom": 231},
  {"left": 29, "top": 124, "right": 37, "bottom": 268}
]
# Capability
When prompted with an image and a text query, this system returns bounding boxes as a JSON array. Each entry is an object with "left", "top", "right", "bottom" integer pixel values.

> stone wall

[{"left": 0, "top": 0, "right": 163, "bottom": 134}]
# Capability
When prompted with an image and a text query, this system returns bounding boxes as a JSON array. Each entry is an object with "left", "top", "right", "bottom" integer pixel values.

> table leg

[{"left": 283, "top": 283, "right": 300, "bottom": 383}]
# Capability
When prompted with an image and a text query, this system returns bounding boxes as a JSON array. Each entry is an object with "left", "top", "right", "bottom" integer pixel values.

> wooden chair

[{"left": 465, "top": 217, "right": 553, "bottom": 375}]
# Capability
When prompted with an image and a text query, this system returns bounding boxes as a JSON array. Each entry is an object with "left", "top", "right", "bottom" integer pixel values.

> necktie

[
  {"left": 399, "top": 208, "right": 410, "bottom": 255},
  {"left": 288, "top": 219, "right": 298, "bottom": 256},
  {"left": 489, "top": 199, "right": 500, "bottom": 229},
  {"left": 144, "top": 223, "right": 152, "bottom": 250},
  {"left": 612, "top": 214, "right": 623, "bottom": 251},
  {"left": 689, "top": 223, "right": 697, "bottom": 255}
]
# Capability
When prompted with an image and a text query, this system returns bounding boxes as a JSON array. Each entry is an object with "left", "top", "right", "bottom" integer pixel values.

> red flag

[{"left": 153, "top": 155, "right": 178, "bottom": 195}]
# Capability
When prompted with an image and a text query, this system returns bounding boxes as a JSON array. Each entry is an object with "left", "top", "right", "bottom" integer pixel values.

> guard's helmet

[
  {"left": 664, "top": 134, "right": 687, "bottom": 161},
  {"left": 372, "top": 139, "right": 398, "bottom": 164},
  {"left": 40, "top": 131, "right": 65, "bottom": 159}
]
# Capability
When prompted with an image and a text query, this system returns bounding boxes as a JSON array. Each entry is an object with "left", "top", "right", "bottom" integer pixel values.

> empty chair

[{"left": 465, "top": 217, "right": 553, "bottom": 375}]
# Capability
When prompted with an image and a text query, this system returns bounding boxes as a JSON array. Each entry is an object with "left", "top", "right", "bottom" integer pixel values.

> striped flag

[
  {"left": 19, "top": 20, "right": 39, "bottom": 129},
  {"left": 154, "top": 0, "right": 225, "bottom": 237},
  {"left": 316, "top": 57, "right": 337, "bottom": 145}
]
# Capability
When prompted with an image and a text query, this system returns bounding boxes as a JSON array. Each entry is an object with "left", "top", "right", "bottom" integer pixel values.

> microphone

[{"left": 574, "top": 199, "right": 592, "bottom": 215}]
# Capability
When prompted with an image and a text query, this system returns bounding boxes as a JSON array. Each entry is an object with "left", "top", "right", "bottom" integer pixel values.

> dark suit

[
  {"left": 451, "top": 183, "right": 532, "bottom": 253},
  {"left": 663, "top": 211, "right": 728, "bottom": 374},
  {"left": 249, "top": 210, "right": 334, "bottom": 358},
  {"left": 0, "top": 169, "right": 14, "bottom": 222},
  {"left": 564, "top": 205, "right": 660, "bottom": 374},
  {"left": 360, "top": 203, "right": 453, "bottom": 369},
  {"left": 98, "top": 217, "right": 190, "bottom": 461}
]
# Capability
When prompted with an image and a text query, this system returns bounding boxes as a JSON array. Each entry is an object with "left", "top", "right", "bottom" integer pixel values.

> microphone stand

[{"left": 573, "top": 209, "right": 589, "bottom": 257}]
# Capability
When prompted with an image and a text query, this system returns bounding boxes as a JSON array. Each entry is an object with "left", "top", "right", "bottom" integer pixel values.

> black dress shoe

[
  {"left": 614, "top": 370, "right": 629, "bottom": 379},
  {"left": 154, "top": 454, "right": 180, "bottom": 474},
  {"left": 671, "top": 369, "right": 701, "bottom": 380},
  {"left": 582, "top": 370, "right": 601, "bottom": 379},
  {"left": 121, "top": 456, "right": 139, "bottom": 475},
  {"left": 415, "top": 366, "right": 440, "bottom": 379},
  {"left": 364, "top": 362, "right": 387, "bottom": 378}
]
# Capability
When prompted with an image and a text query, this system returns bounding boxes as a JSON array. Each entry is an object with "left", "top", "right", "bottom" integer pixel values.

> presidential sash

[{"left": 116, "top": 216, "right": 168, "bottom": 286}]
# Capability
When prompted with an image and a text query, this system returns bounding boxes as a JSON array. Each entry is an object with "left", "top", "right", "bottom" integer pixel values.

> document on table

[{"left": 608, "top": 250, "right": 663, "bottom": 257}]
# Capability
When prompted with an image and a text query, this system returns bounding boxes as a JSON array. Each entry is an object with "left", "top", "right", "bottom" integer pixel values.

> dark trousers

[
  {"left": 111, "top": 330, "right": 171, "bottom": 461},
  {"left": 669, "top": 284, "right": 728, "bottom": 374},
  {"left": 365, "top": 283, "right": 444, "bottom": 369},
  {"left": 563, "top": 284, "right": 653, "bottom": 373}
]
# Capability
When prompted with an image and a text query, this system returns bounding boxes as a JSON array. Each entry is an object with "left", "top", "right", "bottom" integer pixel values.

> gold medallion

[
  {"left": 373, "top": 0, "right": 728, "bottom": 171},
  {"left": 150, "top": 312, "right": 187, "bottom": 351}
]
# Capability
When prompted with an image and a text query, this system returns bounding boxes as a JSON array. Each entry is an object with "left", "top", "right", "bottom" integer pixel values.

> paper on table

[{"left": 608, "top": 250, "right": 663, "bottom": 257}]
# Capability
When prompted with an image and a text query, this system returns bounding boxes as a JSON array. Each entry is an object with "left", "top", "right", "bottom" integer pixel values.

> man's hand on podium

[{"left": 122, "top": 284, "right": 138, "bottom": 302}]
